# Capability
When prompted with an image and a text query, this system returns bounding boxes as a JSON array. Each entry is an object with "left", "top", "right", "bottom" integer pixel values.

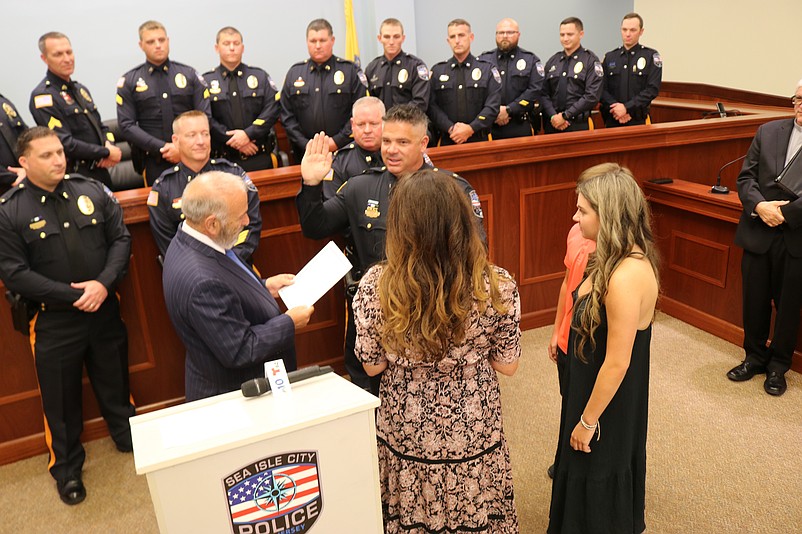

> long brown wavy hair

[
  {"left": 574, "top": 163, "right": 660, "bottom": 361},
  {"left": 378, "top": 169, "right": 506, "bottom": 360}
]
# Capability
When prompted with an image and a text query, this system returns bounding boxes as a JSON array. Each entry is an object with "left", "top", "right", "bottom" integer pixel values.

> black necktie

[
  {"left": 153, "top": 68, "right": 173, "bottom": 141},
  {"left": 382, "top": 61, "right": 394, "bottom": 110},
  {"left": 69, "top": 82, "right": 105, "bottom": 145},
  {"left": 621, "top": 52, "right": 632, "bottom": 103},
  {"left": 456, "top": 63, "right": 467, "bottom": 122},
  {"left": 227, "top": 72, "right": 245, "bottom": 130},
  {"left": 556, "top": 56, "right": 569, "bottom": 111},
  {"left": 51, "top": 191, "right": 91, "bottom": 281}
]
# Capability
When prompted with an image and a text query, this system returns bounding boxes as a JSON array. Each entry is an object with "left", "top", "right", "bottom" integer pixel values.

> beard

[{"left": 214, "top": 219, "right": 243, "bottom": 250}]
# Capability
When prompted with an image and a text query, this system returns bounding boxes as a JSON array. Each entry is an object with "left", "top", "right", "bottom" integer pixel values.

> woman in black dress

[{"left": 548, "top": 163, "right": 659, "bottom": 534}]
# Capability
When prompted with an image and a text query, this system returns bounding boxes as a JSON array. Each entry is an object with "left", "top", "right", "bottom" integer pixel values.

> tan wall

[{"left": 634, "top": 0, "right": 802, "bottom": 96}]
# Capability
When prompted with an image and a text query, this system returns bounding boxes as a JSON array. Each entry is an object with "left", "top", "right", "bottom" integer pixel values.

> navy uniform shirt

[
  {"left": 541, "top": 47, "right": 604, "bottom": 121},
  {"left": 296, "top": 163, "right": 485, "bottom": 273},
  {"left": 279, "top": 56, "right": 368, "bottom": 151},
  {"left": 600, "top": 44, "right": 663, "bottom": 123},
  {"left": 203, "top": 63, "right": 280, "bottom": 157},
  {"left": 0, "top": 174, "right": 130, "bottom": 305},
  {"left": 478, "top": 46, "right": 544, "bottom": 120},
  {"left": 0, "top": 94, "right": 27, "bottom": 188},
  {"left": 324, "top": 142, "right": 382, "bottom": 200},
  {"left": 364, "top": 51, "right": 430, "bottom": 112},
  {"left": 30, "top": 71, "right": 113, "bottom": 164},
  {"left": 116, "top": 59, "right": 211, "bottom": 154},
  {"left": 147, "top": 158, "right": 262, "bottom": 263},
  {"left": 428, "top": 54, "right": 502, "bottom": 135}
]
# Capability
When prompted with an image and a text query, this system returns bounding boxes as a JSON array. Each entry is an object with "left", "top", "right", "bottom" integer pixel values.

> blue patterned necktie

[{"left": 225, "top": 249, "right": 262, "bottom": 286}]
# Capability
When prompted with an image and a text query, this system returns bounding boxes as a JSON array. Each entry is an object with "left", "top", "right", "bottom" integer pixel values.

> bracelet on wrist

[{"left": 580, "top": 414, "right": 601, "bottom": 441}]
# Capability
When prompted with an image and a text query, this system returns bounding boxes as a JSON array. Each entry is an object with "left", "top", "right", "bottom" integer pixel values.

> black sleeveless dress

[{"left": 548, "top": 286, "right": 652, "bottom": 534}]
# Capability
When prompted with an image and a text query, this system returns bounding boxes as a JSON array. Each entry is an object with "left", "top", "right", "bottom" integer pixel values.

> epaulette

[
  {"left": 478, "top": 49, "right": 495, "bottom": 57},
  {"left": 210, "top": 158, "right": 239, "bottom": 170},
  {"left": 0, "top": 182, "right": 26, "bottom": 204},
  {"left": 335, "top": 57, "right": 355, "bottom": 66},
  {"left": 334, "top": 143, "right": 356, "bottom": 157},
  {"left": 365, "top": 165, "right": 387, "bottom": 174},
  {"left": 63, "top": 173, "right": 91, "bottom": 182},
  {"left": 292, "top": 59, "right": 309, "bottom": 68},
  {"left": 431, "top": 60, "right": 449, "bottom": 68},
  {"left": 158, "top": 165, "right": 183, "bottom": 182}
]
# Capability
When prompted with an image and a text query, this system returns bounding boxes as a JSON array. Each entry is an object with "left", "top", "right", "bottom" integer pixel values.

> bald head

[
  {"left": 182, "top": 171, "right": 249, "bottom": 249},
  {"left": 495, "top": 18, "right": 520, "bottom": 52}
]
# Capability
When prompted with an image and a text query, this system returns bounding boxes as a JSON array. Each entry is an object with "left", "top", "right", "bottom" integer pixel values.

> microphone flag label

[
  {"left": 265, "top": 359, "right": 291, "bottom": 395},
  {"left": 224, "top": 451, "right": 323, "bottom": 533}
]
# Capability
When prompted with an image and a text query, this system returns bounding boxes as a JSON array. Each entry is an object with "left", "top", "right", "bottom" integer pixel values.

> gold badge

[
  {"left": 3, "top": 102, "right": 16, "bottom": 118},
  {"left": 135, "top": 77, "right": 149, "bottom": 92},
  {"left": 293, "top": 77, "right": 305, "bottom": 87},
  {"left": 209, "top": 79, "right": 221, "bottom": 94},
  {"left": 333, "top": 70, "right": 345, "bottom": 85},
  {"left": 574, "top": 61, "right": 584, "bottom": 74},
  {"left": 637, "top": 57, "right": 646, "bottom": 71},
  {"left": 398, "top": 68, "right": 409, "bottom": 84},
  {"left": 29, "top": 219, "right": 46, "bottom": 230},
  {"left": 79, "top": 87, "right": 93, "bottom": 103},
  {"left": 77, "top": 195, "right": 95, "bottom": 216},
  {"left": 364, "top": 199, "right": 380, "bottom": 219},
  {"left": 516, "top": 58, "right": 526, "bottom": 71},
  {"left": 247, "top": 75, "right": 258, "bottom": 89},
  {"left": 472, "top": 68, "right": 482, "bottom": 81},
  {"left": 175, "top": 73, "right": 187, "bottom": 88}
]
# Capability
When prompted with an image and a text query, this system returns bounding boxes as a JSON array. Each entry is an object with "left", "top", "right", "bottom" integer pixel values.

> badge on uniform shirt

[
  {"left": 417, "top": 65, "right": 430, "bottom": 81},
  {"left": 2, "top": 102, "right": 16, "bottom": 118},
  {"left": 77, "top": 195, "right": 95, "bottom": 216},
  {"left": 365, "top": 199, "right": 380, "bottom": 218},
  {"left": 594, "top": 61, "right": 603, "bottom": 76},
  {"left": 209, "top": 79, "right": 221, "bottom": 94},
  {"left": 60, "top": 91, "right": 75, "bottom": 106},
  {"left": 135, "top": 77, "right": 149, "bottom": 92},
  {"left": 175, "top": 73, "right": 187, "bottom": 89},
  {"left": 247, "top": 75, "right": 258, "bottom": 89},
  {"left": 471, "top": 68, "right": 482, "bottom": 81},
  {"left": 548, "top": 64, "right": 556, "bottom": 73},
  {"left": 653, "top": 53, "right": 663, "bottom": 68},
  {"left": 79, "top": 87, "right": 93, "bottom": 103},
  {"left": 439, "top": 74, "right": 449, "bottom": 82},
  {"left": 516, "top": 58, "right": 526, "bottom": 71},
  {"left": 172, "top": 197, "right": 182, "bottom": 210},
  {"left": 398, "top": 68, "right": 409, "bottom": 84},
  {"left": 637, "top": 57, "right": 646, "bottom": 71},
  {"left": 146, "top": 190, "right": 159, "bottom": 207},
  {"left": 293, "top": 77, "right": 305, "bottom": 87},
  {"left": 333, "top": 70, "right": 345, "bottom": 85},
  {"left": 34, "top": 94, "right": 54, "bottom": 108},
  {"left": 574, "top": 62, "right": 584, "bottom": 74}
]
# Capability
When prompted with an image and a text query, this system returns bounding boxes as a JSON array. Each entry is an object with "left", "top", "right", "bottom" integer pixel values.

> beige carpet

[{"left": 1, "top": 313, "right": 800, "bottom": 533}]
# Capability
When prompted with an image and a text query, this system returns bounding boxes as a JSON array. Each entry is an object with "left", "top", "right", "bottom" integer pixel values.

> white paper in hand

[{"left": 278, "top": 241, "right": 352, "bottom": 309}]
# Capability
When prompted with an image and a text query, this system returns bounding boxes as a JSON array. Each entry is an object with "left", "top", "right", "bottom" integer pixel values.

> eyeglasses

[
  {"left": 495, "top": 31, "right": 519, "bottom": 36},
  {"left": 792, "top": 96, "right": 802, "bottom": 106}
]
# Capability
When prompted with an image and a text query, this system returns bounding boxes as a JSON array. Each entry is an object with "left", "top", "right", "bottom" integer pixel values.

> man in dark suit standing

[
  {"left": 162, "top": 171, "right": 313, "bottom": 401},
  {"left": 728, "top": 80, "right": 802, "bottom": 396}
]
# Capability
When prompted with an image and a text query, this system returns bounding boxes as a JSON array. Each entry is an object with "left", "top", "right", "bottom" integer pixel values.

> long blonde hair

[
  {"left": 378, "top": 169, "right": 506, "bottom": 360},
  {"left": 574, "top": 163, "right": 660, "bottom": 360}
]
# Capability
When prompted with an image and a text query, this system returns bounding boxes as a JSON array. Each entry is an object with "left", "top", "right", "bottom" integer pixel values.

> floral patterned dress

[{"left": 353, "top": 265, "right": 521, "bottom": 533}]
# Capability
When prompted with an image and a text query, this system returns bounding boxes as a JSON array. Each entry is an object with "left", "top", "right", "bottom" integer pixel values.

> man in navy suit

[
  {"left": 162, "top": 171, "right": 314, "bottom": 401},
  {"left": 728, "top": 79, "right": 802, "bottom": 396}
]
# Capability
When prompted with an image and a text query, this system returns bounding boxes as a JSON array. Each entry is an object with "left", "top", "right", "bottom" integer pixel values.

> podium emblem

[{"left": 224, "top": 451, "right": 323, "bottom": 533}]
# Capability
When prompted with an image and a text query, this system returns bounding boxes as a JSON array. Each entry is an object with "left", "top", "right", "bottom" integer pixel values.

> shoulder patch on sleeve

[
  {"left": 147, "top": 190, "right": 159, "bottom": 207},
  {"left": 536, "top": 61, "right": 545, "bottom": 77},
  {"left": 469, "top": 189, "right": 484, "bottom": 219},
  {"left": 417, "top": 64, "right": 430, "bottom": 81},
  {"left": 653, "top": 53, "right": 663, "bottom": 68},
  {"left": 47, "top": 116, "right": 62, "bottom": 130},
  {"left": 594, "top": 61, "right": 604, "bottom": 76},
  {"left": 116, "top": 76, "right": 126, "bottom": 88},
  {"left": 491, "top": 67, "right": 501, "bottom": 84},
  {"left": 357, "top": 70, "right": 368, "bottom": 87},
  {"left": 34, "top": 94, "right": 54, "bottom": 109}
]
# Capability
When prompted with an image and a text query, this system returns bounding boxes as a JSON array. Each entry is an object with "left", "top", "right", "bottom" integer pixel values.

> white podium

[{"left": 130, "top": 373, "right": 382, "bottom": 534}]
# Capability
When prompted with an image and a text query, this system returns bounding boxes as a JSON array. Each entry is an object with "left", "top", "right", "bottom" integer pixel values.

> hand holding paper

[{"left": 278, "top": 241, "right": 353, "bottom": 309}]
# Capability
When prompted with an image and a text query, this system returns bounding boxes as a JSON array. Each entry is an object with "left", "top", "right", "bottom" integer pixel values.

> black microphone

[
  {"left": 241, "top": 365, "right": 334, "bottom": 397},
  {"left": 716, "top": 102, "right": 727, "bottom": 118},
  {"left": 712, "top": 154, "right": 746, "bottom": 194}
]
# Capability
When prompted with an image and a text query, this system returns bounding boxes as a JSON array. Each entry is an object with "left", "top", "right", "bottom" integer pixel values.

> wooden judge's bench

[{"left": 0, "top": 83, "right": 796, "bottom": 465}]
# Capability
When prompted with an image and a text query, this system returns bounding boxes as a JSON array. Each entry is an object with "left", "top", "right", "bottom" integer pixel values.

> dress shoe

[
  {"left": 115, "top": 441, "right": 133, "bottom": 453},
  {"left": 726, "top": 361, "right": 765, "bottom": 382},
  {"left": 764, "top": 372, "right": 787, "bottom": 396},
  {"left": 547, "top": 463, "right": 555, "bottom": 479},
  {"left": 57, "top": 476, "right": 86, "bottom": 505}
]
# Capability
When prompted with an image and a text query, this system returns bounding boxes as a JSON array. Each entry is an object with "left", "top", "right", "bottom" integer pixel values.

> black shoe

[
  {"left": 726, "top": 361, "right": 766, "bottom": 382},
  {"left": 115, "top": 442, "right": 133, "bottom": 453},
  {"left": 547, "top": 463, "right": 555, "bottom": 479},
  {"left": 764, "top": 372, "right": 787, "bottom": 396},
  {"left": 57, "top": 476, "right": 86, "bottom": 505}
]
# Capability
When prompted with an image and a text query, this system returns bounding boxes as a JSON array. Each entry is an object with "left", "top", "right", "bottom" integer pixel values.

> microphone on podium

[
  {"left": 712, "top": 154, "right": 747, "bottom": 195},
  {"left": 241, "top": 365, "right": 334, "bottom": 397}
]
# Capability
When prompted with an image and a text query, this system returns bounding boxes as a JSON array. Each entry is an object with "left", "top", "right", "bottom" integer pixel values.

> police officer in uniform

[
  {"left": 479, "top": 18, "right": 544, "bottom": 138},
  {"left": 0, "top": 127, "right": 135, "bottom": 506},
  {"left": 296, "top": 104, "right": 485, "bottom": 395},
  {"left": 204, "top": 26, "right": 280, "bottom": 172},
  {"left": 429, "top": 19, "right": 502, "bottom": 146},
  {"left": 541, "top": 17, "right": 604, "bottom": 134},
  {"left": 365, "top": 18, "right": 430, "bottom": 114},
  {"left": 600, "top": 13, "right": 663, "bottom": 128},
  {"left": 0, "top": 93, "right": 27, "bottom": 193},
  {"left": 147, "top": 111, "right": 262, "bottom": 265},
  {"left": 30, "top": 32, "right": 121, "bottom": 189},
  {"left": 324, "top": 96, "right": 384, "bottom": 200},
  {"left": 117, "top": 20, "right": 211, "bottom": 185},
  {"left": 280, "top": 19, "right": 368, "bottom": 163}
]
